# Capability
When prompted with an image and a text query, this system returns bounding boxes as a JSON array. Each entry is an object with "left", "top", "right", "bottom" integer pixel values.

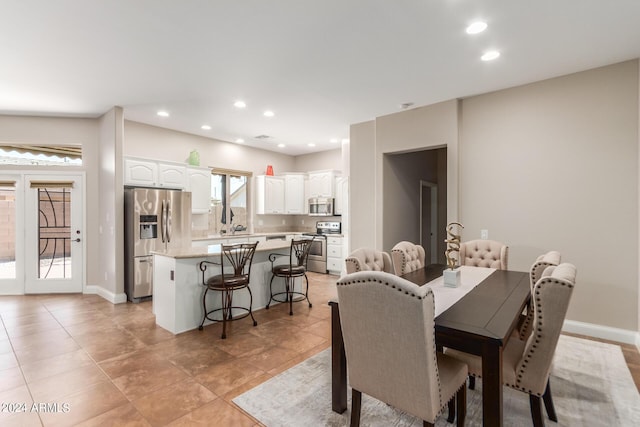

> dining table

[{"left": 328, "top": 264, "right": 530, "bottom": 427}]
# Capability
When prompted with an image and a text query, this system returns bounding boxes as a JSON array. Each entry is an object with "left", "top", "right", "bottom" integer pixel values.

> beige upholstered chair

[
  {"left": 344, "top": 248, "right": 393, "bottom": 274},
  {"left": 519, "top": 251, "right": 562, "bottom": 340},
  {"left": 337, "top": 271, "right": 468, "bottom": 427},
  {"left": 459, "top": 239, "right": 508, "bottom": 269},
  {"left": 390, "top": 241, "right": 425, "bottom": 276},
  {"left": 447, "top": 263, "right": 576, "bottom": 427}
]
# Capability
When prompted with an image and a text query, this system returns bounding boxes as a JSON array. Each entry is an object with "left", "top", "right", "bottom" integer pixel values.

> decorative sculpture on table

[{"left": 443, "top": 222, "right": 464, "bottom": 287}]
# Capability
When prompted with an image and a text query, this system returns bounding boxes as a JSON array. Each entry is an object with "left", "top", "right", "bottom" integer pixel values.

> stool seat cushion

[
  {"left": 272, "top": 265, "right": 306, "bottom": 276},
  {"left": 206, "top": 274, "right": 249, "bottom": 289}
]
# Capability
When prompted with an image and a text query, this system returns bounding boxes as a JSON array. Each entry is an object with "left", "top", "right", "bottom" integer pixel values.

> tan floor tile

[
  {"left": 146, "top": 332, "right": 216, "bottom": 359},
  {"left": 4, "top": 321, "right": 64, "bottom": 340},
  {"left": 132, "top": 378, "right": 216, "bottom": 427},
  {"left": 195, "top": 358, "right": 266, "bottom": 397},
  {"left": 98, "top": 349, "right": 166, "bottom": 379},
  {"left": 168, "top": 346, "right": 234, "bottom": 376},
  {"left": 21, "top": 349, "right": 95, "bottom": 383},
  {"left": 82, "top": 333, "right": 148, "bottom": 363},
  {"left": 0, "top": 410, "right": 43, "bottom": 427},
  {"left": 111, "top": 360, "right": 189, "bottom": 401},
  {"left": 8, "top": 328, "right": 71, "bottom": 352},
  {"left": 238, "top": 345, "right": 300, "bottom": 372},
  {"left": 14, "top": 336, "right": 80, "bottom": 365},
  {"left": 75, "top": 403, "right": 151, "bottom": 427},
  {"left": 0, "top": 384, "right": 34, "bottom": 411},
  {"left": 28, "top": 364, "right": 109, "bottom": 403},
  {"left": 167, "top": 398, "right": 255, "bottom": 427},
  {"left": 0, "top": 366, "right": 27, "bottom": 393},
  {"left": 38, "top": 381, "right": 128, "bottom": 427},
  {"left": 276, "top": 330, "right": 327, "bottom": 354},
  {"left": 213, "top": 331, "right": 274, "bottom": 358},
  {"left": 267, "top": 341, "right": 329, "bottom": 376},
  {"left": 303, "top": 318, "right": 331, "bottom": 339},
  {"left": 221, "top": 372, "right": 273, "bottom": 402},
  {"left": 0, "top": 351, "right": 19, "bottom": 370},
  {"left": 0, "top": 337, "right": 13, "bottom": 355},
  {"left": 1, "top": 312, "right": 57, "bottom": 329}
]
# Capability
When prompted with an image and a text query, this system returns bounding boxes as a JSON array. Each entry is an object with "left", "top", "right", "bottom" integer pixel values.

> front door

[{"left": 24, "top": 174, "right": 84, "bottom": 293}]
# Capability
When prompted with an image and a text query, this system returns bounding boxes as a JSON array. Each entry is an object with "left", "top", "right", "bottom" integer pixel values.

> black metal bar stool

[
  {"left": 266, "top": 238, "right": 314, "bottom": 315},
  {"left": 198, "top": 241, "right": 258, "bottom": 339}
]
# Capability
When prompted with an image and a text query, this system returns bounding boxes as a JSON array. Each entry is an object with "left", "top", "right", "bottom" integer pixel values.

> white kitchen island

[{"left": 152, "top": 240, "right": 300, "bottom": 334}]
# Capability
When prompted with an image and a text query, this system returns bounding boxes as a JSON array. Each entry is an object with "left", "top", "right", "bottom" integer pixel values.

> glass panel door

[
  {"left": 25, "top": 174, "right": 83, "bottom": 293},
  {"left": 0, "top": 176, "right": 23, "bottom": 294}
]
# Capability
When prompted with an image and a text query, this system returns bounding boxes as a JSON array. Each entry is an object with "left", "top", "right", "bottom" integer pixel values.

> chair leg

[
  {"left": 457, "top": 383, "right": 466, "bottom": 427},
  {"left": 446, "top": 396, "right": 455, "bottom": 423},
  {"left": 542, "top": 380, "right": 558, "bottom": 422},
  {"left": 220, "top": 288, "right": 228, "bottom": 339},
  {"left": 287, "top": 277, "right": 293, "bottom": 315},
  {"left": 529, "top": 394, "right": 545, "bottom": 427},
  {"left": 423, "top": 421, "right": 434, "bottom": 427},
  {"left": 266, "top": 274, "right": 275, "bottom": 309},
  {"left": 247, "top": 286, "right": 257, "bottom": 327},
  {"left": 468, "top": 376, "right": 475, "bottom": 390},
  {"left": 198, "top": 287, "right": 208, "bottom": 330},
  {"left": 304, "top": 273, "right": 312, "bottom": 307},
  {"left": 350, "top": 388, "right": 362, "bottom": 427}
]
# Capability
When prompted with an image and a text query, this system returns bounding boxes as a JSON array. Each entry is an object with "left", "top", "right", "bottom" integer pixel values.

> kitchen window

[{"left": 211, "top": 168, "right": 252, "bottom": 235}]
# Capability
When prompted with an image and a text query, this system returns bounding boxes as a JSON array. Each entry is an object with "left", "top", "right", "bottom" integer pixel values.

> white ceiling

[{"left": 2, "top": 1, "right": 640, "bottom": 156}]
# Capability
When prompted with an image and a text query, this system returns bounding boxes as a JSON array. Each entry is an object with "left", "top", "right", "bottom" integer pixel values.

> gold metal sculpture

[{"left": 444, "top": 222, "right": 464, "bottom": 270}]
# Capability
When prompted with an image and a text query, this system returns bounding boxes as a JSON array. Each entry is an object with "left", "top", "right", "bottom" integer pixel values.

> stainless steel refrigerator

[{"left": 124, "top": 187, "right": 192, "bottom": 302}]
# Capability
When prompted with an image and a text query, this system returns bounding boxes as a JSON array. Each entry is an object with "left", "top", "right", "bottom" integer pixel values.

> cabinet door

[
  {"left": 308, "top": 171, "right": 335, "bottom": 197},
  {"left": 124, "top": 158, "right": 158, "bottom": 187},
  {"left": 284, "top": 175, "right": 305, "bottom": 214},
  {"left": 158, "top": 163, "right": 187, "bottom": 189},
  {"left": 188, "top": 168, "right": 212, "bottom": 213},
  {"left": 265, "top": 177, "right": 285, "bottom": 214}
]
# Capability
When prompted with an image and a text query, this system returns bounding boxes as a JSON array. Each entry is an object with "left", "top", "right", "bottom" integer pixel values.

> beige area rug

[{"left": 233, "top": 335, "right": 640, "bottom": 426}]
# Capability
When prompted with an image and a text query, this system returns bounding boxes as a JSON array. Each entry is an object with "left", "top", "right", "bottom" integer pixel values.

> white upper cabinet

[
  {"left": 308, "top": 170, "right": 337, "bottom": 198},
  {"left": 256, "top": 175, "right": 285, "bottom": 214},
  {"left": 124, "top": 158, "right": 158, "bottom": 187},
  {"left": 284, "top": 174, "right": 305, "bottom": 214},
  {"left": 125, "top": 157, "right": 187, "bottom": 189},
  {"left": 157, "top": 162, "right": 187, "bottom": 189},
  {"left": 187, "top": 167, "right": 212, "bottom": 214},
  {"left": 335, "top": 176, "right": 347, "bottom": 215}
]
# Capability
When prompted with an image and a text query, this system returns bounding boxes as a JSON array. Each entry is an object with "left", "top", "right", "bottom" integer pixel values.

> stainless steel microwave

[{"left": 308, "top": 197, "right": 335, "bottom": 216}]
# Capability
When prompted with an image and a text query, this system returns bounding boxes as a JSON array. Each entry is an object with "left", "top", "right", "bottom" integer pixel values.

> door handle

[{"left": 74, "top": 238, "right": 81, "bottom": 242}]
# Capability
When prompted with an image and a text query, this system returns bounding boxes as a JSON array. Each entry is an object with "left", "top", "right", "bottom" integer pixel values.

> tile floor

[{"left": 1, "top": 272, "right": 639, "bottom": 426}]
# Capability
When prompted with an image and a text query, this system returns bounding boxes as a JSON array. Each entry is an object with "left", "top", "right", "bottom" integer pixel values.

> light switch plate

[{"left": 481, "top": 229, "right": 489, "bottom": 239}]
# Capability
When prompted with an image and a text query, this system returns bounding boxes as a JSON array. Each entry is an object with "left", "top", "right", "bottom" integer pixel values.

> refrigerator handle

[
  {"left": 161, "top": 200, "right": 166, "bottom": 243},
  {"left": 166, "top": 200, "right": 172, "bottom": 243}
]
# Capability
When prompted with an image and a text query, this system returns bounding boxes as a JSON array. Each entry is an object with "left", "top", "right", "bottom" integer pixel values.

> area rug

[{"left": 233, "top": 335, "right": 640, "bottom": 426}]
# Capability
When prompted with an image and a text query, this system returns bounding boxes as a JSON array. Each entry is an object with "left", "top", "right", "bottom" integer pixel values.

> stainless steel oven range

[{"left": 303, "top": 221, "right": 341, "bottom": 274}]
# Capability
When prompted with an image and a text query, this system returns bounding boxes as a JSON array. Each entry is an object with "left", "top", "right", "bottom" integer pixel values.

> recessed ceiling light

[
  {"left": 466, "top": 21, "right": 488, "bottom": 34},
  {"left": 235, "top": 138, "right": 244, "bottom": 143},
  {"left": 157, "top": 111, "right": 169, "bottom": 117},
  {"left": 201, "top": 125, "right": 211, "bottom": 130},
  {"left": 277, "top": 143, "right": 285, "bottom": 148},
  {"left": 481, "top": 50, "right": 500, "bottom": 61},
  {"left": 234, "top": 100, "right": 246, "bottom": 108},
  {"left": 330, "top": 138, "right": 338, "bottom": 143},
  {"left": 308, "top": 143, "right": 316, "bottom": 147},
  {"left": 264, "top": 110, "right": 275, "bottom": 117}
]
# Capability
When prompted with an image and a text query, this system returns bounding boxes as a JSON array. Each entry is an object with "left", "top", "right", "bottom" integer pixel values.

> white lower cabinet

[{"left": 326, "top": 236, "right": 343, "bottom": 274}]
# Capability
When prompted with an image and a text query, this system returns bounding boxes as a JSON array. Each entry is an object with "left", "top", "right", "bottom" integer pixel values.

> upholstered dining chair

[
  {"left": 519, "top": 251, "right": 562, "bottom": 340},
  {"left": 459, "top": 239, "right": 508, "bottom": 269},
  {"left": 198, "top": 241, "right": 258, "bottom": 339},
  {"left": 337, "top": 271, "right": 468, "bottom": 427},
  {"left": 266, "top": 238, "right": 314, "bottom": 316},
  {"left": 344, "top": 248, "right": 393, "bottom": 274},
  {"left": 390, "top": 241, "right": 425, "bottom": 276},
  {"left": 446, "top": 263, "right": 576, "bottom": 427}
]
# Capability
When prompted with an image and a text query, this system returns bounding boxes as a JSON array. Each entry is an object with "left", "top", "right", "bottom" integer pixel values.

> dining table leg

[
  {"left": 481, "top": 342, "right": 504, "bottom": 426},
  {"left": 329, "top": 301, "right": 347, "bottom": 413}
]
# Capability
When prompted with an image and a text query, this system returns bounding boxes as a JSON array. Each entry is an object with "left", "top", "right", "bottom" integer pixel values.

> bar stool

[
  {"left": 266, "top": 238, "right": 314, "bottom": 315},
  {"left": 198, "top": 241, "right": 258, "bottom": 339}
]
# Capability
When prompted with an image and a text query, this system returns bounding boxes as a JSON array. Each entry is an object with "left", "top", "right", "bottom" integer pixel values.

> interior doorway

[{"left": 420, "top": 181, "right": 438, "bottom": 264}]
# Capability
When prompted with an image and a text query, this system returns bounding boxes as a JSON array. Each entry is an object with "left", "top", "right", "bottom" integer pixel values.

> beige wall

[
  {"left": 293, "top": 148, "right": 342, "bottom": 172},
  {"left": 350, "top": 60, "right": 640, "bottom": 333},
  {"left": 460, "top": 60, "right": 639, "bottom": 330},
  {"left": 98, "top": 108, "right": 124, "bottom": 296},
  {"left": 349, "top": 120, "right": 377, "bottom": 249}
]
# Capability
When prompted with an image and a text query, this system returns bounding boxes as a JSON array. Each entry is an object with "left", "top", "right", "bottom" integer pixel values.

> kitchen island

[{"left": 152, "top": 240, "right": 301, "bottom": 334}]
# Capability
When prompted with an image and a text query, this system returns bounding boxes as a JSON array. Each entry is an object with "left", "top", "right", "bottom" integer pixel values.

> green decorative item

[{"left": 188, "top": 149, "right": 200, "bottom": 166}]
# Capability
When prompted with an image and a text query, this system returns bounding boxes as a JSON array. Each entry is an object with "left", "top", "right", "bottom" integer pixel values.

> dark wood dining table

[{"left": 328, "top": 264, "right": 530, "bottom": 427}]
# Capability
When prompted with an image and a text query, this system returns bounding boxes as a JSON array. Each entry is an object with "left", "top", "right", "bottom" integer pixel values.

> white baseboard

[
  {"left": 84, "top": 285, "right": 127, "bottom": 304},
  {"left": 563, "top": 319, "right": 639, "bottom": 346}
]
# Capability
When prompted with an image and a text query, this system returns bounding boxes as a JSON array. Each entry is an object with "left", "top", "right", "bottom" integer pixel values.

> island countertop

[{"left": 152, "top": 239, "right": 293, "bottom": 259}]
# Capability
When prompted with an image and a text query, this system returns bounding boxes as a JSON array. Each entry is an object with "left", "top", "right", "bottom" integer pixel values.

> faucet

[{"left": 229, "top": 223, "right": 236, "bottom": 235}]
